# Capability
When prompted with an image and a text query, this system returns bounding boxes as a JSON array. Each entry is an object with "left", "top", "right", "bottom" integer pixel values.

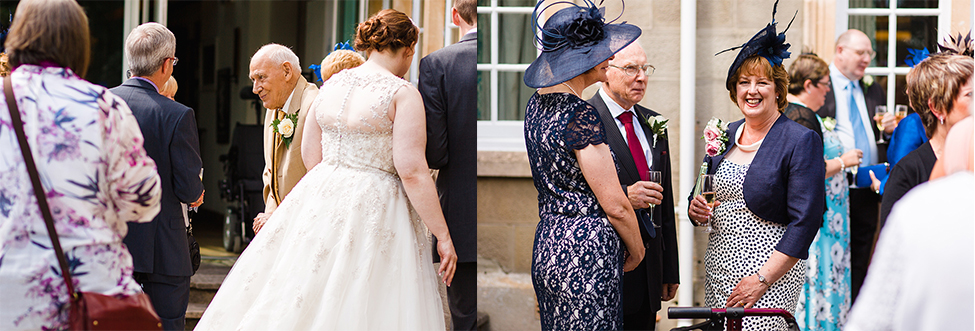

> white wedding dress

[{"left": 195, "top": 68, "right": 445, "bottom": 330}]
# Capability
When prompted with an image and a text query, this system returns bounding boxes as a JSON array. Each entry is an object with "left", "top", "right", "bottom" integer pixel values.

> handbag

[
  {"left": 188, "top": 222, "right": 201, "bottom": 274},
  {"left": 4, "top": 76, "right": 163, "bottom": 331}
]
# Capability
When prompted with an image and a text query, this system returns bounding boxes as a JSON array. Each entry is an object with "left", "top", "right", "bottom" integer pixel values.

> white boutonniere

[
  {"left": 822, "top": 116, "right": 837, "bottom": 132},
  {"left": 639, "top": 114, "right": 669, "bottom": 147},
  {"left": 270, "top": 111, "right": 299, "bottom": 148},
  {"left": 862, "top": 75, "right": 874, "bottom": 88},
  {"left": 702, "top": 117, "right": 729, "bottom": 157}
]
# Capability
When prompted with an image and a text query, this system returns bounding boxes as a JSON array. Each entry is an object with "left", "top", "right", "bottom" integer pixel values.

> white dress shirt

[
  {"left": 829, "top": 63, "right": 878, "bottom": 165},
  {"left": 598, "top": 87, "right": 652, "bottom": 169}
]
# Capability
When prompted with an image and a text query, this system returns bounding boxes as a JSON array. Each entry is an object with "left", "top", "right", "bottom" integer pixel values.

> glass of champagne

[
  {"left": 874, "top": 105, "right": 888, "bottom": 143},
  {"left": 648, "top": 170, "right": 662, "bottom": 229},
  {"left": 701, "top": 174, "right": 715, "bottom": 233},
  {"left": 895, "top": 105, "right": 908, "bottom": 122}
]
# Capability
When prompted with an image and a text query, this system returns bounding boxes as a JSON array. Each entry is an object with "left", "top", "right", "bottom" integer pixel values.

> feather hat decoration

[
  {"left": 937, "top": 31, "right": 974, "bottom": 57},
  {"left": 715, "top": 0, "right": 796, "bottom": 91}
]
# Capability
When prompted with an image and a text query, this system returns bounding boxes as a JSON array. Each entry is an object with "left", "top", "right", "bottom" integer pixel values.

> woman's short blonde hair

[
  {"left": 320, "top": 50, "right": 365, "bottom": 82},
  {"left": 728, "top": 56, "right": 790, "bottom": 112},
  {"left": 787, "top": 53, "right": 829, "bottom": 95},
  {"left": 160, "top": 76, "right": 178, "bottom": 99},
  {"left": 4, "top": 0, "right": 91, "bottom": 77},
  {"left": 906, "top": 54, "right": 974, "bottom": 138}
]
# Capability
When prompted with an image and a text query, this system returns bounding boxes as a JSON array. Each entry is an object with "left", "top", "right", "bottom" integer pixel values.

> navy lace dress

[{"left": 525, "top": 92, "right": 624, "bottom": 330}]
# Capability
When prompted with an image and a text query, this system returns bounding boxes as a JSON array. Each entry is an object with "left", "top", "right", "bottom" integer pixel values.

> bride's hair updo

[{"left": 354, "top": 9, "right": 418, "bottom": 53}]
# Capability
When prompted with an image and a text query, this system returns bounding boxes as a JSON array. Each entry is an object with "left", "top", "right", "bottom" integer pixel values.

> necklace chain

[{"left": 561, "top": 82, "right": 579, "bottom": 97}]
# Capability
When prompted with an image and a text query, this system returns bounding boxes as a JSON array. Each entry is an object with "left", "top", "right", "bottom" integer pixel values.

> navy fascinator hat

[
  {"left": 716, "top": 0, "right": 796, "bottom": 91},
  {"left": 523, "top": 0, "right": 641, "bottom": 88}
]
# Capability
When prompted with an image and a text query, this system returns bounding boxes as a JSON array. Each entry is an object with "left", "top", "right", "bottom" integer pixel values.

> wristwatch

[{"left": 757, "top": 273, "right": 772, "bottom": 287}]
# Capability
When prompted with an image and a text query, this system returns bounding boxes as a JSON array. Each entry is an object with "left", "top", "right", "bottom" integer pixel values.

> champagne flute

[
  {"left": 895, "top": 105, "right": 908, "bottom": 122},
  {"left": 647, "top": 170, "right": 662, "bottom": 229},
  {"left": 701, "top": 174, "right": 715, "bottom": 233},
  {"left": 849, "top": 161, "right": 859, "bottom": 188},
  {"left": 874, "top": 105, "right": 888, "bottom": 143}
]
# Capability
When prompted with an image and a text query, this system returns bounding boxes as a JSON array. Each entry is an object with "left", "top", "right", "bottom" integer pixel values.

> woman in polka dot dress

[{"left": 687, "top": 2, "right": 826, "bottom": 329}]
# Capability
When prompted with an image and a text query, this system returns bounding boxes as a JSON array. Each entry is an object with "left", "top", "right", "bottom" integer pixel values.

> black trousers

[
  {"left": 622, "top": 258, "right": 656, "bottom": 331},
  {"left": 848, "top": 188, "right": 880, "bottom": 302},
  {"left": 134, "top": 272, "right": 190, "bottom": 331},
  {"left": 447, "top": 262, "right": 477, "bottom": 330}
]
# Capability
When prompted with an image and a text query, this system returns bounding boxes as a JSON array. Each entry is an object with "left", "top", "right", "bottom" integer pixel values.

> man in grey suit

[
  {"left": 112, "top": 22, "right": 204, "bottom": 331},
  {"left": 587, "top": 42, "right": 679, "bottom": 331},
  {"left": 419, "top": 0, "right": 477, "bottom": 328}
]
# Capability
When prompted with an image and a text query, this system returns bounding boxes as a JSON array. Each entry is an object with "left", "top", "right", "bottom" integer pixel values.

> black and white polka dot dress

[{"left": 704, "top": 160, "right": 806, "bottom": 330}]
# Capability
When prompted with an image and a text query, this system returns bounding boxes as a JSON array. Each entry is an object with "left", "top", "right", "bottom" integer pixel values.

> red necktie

[{"left": 617, "top": 111, "right": 649, "bottom": 181}]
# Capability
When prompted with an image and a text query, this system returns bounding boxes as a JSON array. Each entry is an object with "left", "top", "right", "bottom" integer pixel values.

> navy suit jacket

[
  {"left": 691, "top": 115, "right": 824, "bottom": 259},
  {"left": 421, "top": 32, "right": 477, "bottom": 263},
  {"left": 112, "top": 78, "right": 204, "bottom": 276},
  {"left": 588, "top": 94, "right": 679, "bottom": 314}
]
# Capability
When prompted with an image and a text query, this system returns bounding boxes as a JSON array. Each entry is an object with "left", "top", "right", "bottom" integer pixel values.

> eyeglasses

[
  {"left": 846, "top": 48, "right": 876, "bottom": 60},
  {"left": 609, "top": 64, "right": 655, "bottom": 77},
  {"left": 815, "top": 78, "right": 831, "bottom": 88},
  {"left": 166, "top": 57, "right": 179, "bottom": 66}
]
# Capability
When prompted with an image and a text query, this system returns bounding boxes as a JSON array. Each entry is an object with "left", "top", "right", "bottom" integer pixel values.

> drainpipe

[{"left": 677, "top": 0, "right": 696, "bottom": 326}]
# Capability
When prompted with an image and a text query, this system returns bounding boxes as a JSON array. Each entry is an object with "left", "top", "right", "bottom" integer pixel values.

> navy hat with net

[
  {"left": 717, "top": 0, "right": 796, "bottom": 91},
  {"left": 523, "top": 0, "right": 641, "bottom": 88}
]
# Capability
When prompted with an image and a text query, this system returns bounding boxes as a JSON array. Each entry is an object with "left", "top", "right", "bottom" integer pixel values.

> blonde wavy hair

[{"left": 320, "top": 50, "right": 365, "bottom": 82}]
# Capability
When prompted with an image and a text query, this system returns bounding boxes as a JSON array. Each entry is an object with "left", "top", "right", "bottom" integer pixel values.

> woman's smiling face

[{"left": 736, "top": 71, "right": 778, "bottom": 118}]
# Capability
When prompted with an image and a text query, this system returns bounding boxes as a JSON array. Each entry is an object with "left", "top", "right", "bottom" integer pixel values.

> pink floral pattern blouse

[{"left": 0, "top": 65, "right": 161, "bottom": 330}]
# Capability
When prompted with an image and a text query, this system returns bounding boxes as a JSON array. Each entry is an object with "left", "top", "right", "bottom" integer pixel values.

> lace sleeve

[{"left": 565, "top": 101, "right": 606, "bottom": 150}]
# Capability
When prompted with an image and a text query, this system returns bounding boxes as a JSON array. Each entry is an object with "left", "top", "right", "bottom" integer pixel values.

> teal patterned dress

[{"left": 797, "top": 116, "right": 852, "bottom": 331}]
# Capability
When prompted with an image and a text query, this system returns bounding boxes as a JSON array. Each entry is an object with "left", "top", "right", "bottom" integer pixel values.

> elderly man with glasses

[
  {"left": 586, "top": 41, "right": 679, "bottom": 331},
  {"left": 814, "top": 29, "right": 890, "bottom": 304}
]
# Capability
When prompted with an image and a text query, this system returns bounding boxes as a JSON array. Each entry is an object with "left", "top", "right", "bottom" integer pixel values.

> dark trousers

[
  {"left": 447, "top": 262, "right": 477, "bottom": 330},
  {"left": 622, "top": 258, "right": 656, "bottom": 331},
  {"left": 135, "top": 272, "right": 190, "bottom": 331},
  {"left": 848, "top": 188, "right": 880, "bottom": 302}
]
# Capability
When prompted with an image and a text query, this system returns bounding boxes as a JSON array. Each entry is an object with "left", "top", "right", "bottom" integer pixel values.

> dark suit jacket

[
  {"left": 420, "top": 31, "right": 476, "bottom": 263},
  {"left": 691, "top": 115, "right": 824, "bottom": 259},
  {"left": 817, "top": 76, "right": 887, "bottom": 162},
  {"left": 588, "top": 94, "right": 679, "bottom": 314},
  {"left": 112, "top": 78, "right": 204, "bottom": 277}
]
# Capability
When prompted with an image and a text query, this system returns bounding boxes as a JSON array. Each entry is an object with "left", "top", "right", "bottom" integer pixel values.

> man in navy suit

[
  {"left": 112, "top": 22, "right": 204, "bottom": 331},
  {"left": 587, "top": 42, "right": 679, "bottom": 331},
  {"left": 419, "top": 0, "right": 477, "bottom": 328}
]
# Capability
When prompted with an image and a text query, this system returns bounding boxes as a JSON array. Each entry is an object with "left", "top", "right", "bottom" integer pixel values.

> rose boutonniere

[
  {"left": 862, "top": 75, "right": 874, "bottom": 88},
  {"left": 271, "top": 111, "right": 299, "bottom": 148},
  {"left": 702, "top": 117, "right": 729, "bottom": 157},
  {"left": 639, "top": 114, "right": 669, "bottom": 147},
  {"left": 822, "top": 116, "right": 837, "bottom": 132}
]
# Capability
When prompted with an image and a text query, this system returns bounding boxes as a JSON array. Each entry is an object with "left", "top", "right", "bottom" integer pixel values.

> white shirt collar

[
  {"left": 598, "top": 87, "right": 634, "bottom": 118},
  {"left": 278, "top": 82, "right": 298, "bottom": 114},
  {"left": 829, "top": 63, "right": 857, "bottom": 90}
]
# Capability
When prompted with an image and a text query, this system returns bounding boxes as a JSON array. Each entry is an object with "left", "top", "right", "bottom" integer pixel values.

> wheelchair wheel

[{"left": 223, "top": 208, "right": 242, "bottom": 252}]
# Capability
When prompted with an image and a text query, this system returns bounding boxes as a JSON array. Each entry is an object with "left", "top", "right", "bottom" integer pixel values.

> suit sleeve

[
  {"left": 776, "top": 129, "right": 825, "bottom": 259},
  {"left": 659, "top": 132, "right": 679, "bottom": 284},
  {"left": 169, "top": 107, "right": 205, "bottom": 204},
  {"left": 419, "top": 55, "right": 449, "bottom": 169}
]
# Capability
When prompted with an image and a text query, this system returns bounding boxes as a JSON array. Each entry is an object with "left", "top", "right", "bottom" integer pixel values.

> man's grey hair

[
  {"left": 125, "top": 22, "right": 176, "bottom": 77},
  {"left": 252, "top": 44, "right": 300, "bottom": 73}
]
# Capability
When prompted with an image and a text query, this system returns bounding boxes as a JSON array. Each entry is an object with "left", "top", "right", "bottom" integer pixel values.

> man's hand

[
  {"left": 661, "top": 283, "right": 679, "bottom": 301},
  {"left": 882, "top": 112, "right": 897, "bottom": 134},
  {"left": 189, "top": 190, "right": 205, "bottom": 208},
  {"left": 253, "top": 212, "right": 271, "bottom": 234},
  {"left": 626, "top": 181, "right": 663, "bottom": 210}
]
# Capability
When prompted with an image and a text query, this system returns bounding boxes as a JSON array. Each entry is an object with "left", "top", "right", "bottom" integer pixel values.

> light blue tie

[{"left": 848, "top": 82, "right": 872, "bottom": 165}]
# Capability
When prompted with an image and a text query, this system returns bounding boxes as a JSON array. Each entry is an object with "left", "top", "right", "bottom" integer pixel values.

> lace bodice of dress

[{"left": 311, "top": 68, "right": 410, "bottom": 175}]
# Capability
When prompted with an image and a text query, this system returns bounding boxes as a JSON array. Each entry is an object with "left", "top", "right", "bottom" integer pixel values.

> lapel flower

[
  {"left": 270, "top": 110, "right": 299, "bottom": 148},
  {"left": 862, "top": 74, "right": 874, "bottom": 88},
  {"left": 639, "top": 114, "right": 669, "bottom": 147},
  {"left": 702, "top": 117, "right": 729, "bottom": 157},
  {"left": 822, "top": 116, "right": 837, "bottom": 132}
]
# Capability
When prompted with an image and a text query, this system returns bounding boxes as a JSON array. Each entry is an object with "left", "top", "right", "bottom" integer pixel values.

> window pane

[
  {"left": 893, "top": 74, "right": 911, "bottom": 112},
  {"left": 499, "top": 71, "right": 534, "bottom": 121},
  {"left": 499, "top": 13, "right": 537, "bottom": 64},
  {"left": 500, "top": 0, "right": 536, "bottom": 6},
  {"left": 895, "top": 16, "right": 938, "bottom": 67},
  {"left": 478, "top": 71, "right": 491, "bottom": 120},
  {"left": 849, "top": 0, "right": 886, "bottom": 8},
  {"left": 478, "top": 13, "right": 491, "bottom": 64},
  {"left": 898, "top": 0, "right": 938, "bottom": 9},
  {"left": 847, "top": 15, "right": 885, "bottom": 66},
  {"left": 477, "top": 0, "right": 489, "bottom": 6}
]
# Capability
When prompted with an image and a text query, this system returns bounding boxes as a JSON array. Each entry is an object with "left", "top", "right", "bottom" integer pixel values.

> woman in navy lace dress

[{"left": 522, "top": 1, "right": 645, "bottom": 329}]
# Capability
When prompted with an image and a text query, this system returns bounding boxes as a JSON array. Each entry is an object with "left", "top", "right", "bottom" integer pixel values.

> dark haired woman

[
  {"left": 522, "top": 1, "right": 645, "bottom": 329},
  {"left": 195, "top": 9, "right": 456, "bottom": 330},
  {"left": 687, "top": 2, "right": 824, "bottom": 329}
]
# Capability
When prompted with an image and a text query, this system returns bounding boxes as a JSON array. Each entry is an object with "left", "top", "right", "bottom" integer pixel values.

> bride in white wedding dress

[{"left": 195, "top": 9, "right": 457, "bottom": 330}]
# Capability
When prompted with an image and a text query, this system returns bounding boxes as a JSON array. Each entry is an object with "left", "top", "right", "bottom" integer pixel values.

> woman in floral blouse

[{"left": 0, "top": 0, "right": 162, "bottom": 329}]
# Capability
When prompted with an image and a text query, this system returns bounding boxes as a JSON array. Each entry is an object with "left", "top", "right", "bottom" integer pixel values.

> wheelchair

[{"left": 218, "top": 123, "right": 265, "bottom": 252}]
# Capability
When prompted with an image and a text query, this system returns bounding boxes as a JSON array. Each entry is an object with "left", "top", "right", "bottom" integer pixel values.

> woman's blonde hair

[
  {"left": 906, "top": 54, "right": 974, "bottom": 138},
  {"left": 320, "top": 50, "right": 365, "bottom": 82},
  {"left": 787, "top": 53, "right": 829, "bottom": 95}
]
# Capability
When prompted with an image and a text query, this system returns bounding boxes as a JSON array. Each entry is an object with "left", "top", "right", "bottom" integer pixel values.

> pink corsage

[{"left": 703, "top": 117, "right": 728, "bottom": 157}]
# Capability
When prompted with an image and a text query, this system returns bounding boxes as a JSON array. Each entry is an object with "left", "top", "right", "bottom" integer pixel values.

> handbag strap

[{"left": 3, "top": 75, "right": 78, "bottom": 297}]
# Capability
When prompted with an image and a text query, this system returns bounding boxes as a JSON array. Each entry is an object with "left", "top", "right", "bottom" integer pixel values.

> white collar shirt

[
  {"left": 277, "top": 86, "right": 297, "bottom": 115},
  {"left": 598, "top": 87, "right": 652, "bottom": 169},
  {"left": 829, "top": 63, "right": 878, "bottom": 165}
]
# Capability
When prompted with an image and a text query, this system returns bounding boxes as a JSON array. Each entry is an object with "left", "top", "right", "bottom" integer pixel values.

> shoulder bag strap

[{"left": 3, "top": 75, "right": 77, "bottom": 297}]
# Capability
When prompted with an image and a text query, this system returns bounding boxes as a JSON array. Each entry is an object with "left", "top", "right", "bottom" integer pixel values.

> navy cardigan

[{"left": 689, "top": 115, "right": 825, "bottom": 259}]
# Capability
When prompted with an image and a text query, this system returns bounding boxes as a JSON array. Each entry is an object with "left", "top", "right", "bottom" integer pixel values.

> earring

[{"left": 940, "top": 117, "right": 945, "bottom": 125}]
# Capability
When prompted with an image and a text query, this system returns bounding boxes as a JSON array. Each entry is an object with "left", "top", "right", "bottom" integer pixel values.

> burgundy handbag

[{"left": 4, "top": 76, "right": 163, "bottom": 331}]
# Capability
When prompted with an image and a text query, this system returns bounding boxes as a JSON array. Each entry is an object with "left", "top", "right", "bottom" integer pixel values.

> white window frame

[
  {"left": 477, "top": 1, "right": 536, "bottom": 151},
  {"left": 836, "top": 0, "right": 952, "bottom": 109}
]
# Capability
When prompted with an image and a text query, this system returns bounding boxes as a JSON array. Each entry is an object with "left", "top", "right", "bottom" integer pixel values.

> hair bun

[{"left": 353, "top": 9, "right": 418, "bottom": 54}]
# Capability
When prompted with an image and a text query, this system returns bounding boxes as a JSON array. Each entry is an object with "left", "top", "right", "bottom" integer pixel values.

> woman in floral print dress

[{"left": 0, "top": 0, "right": 162, "bottom": 329}]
